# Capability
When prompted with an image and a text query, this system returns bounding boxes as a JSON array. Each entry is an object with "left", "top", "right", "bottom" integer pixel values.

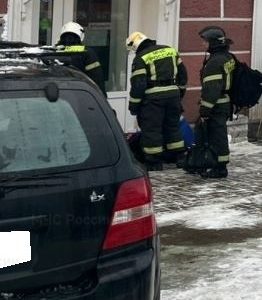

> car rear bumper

[
  {"left": 0, "top": 238, "right": 160, "bottom": 300},
  {"left": 74, "top": 246, "right": 160, "bottom": 300}
]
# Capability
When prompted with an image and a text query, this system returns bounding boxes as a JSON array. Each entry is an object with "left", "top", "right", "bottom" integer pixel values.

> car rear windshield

[{"left": 0, "top": 90, "right": 119, "bottom": 173}]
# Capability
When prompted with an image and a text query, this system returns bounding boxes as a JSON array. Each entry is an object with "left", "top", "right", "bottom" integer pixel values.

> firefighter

[
  {"left": 56, "top": 21, "right": 106, "bottom": 97},
  {"left": 126, "top": 32, "right": 188, "bottom": 171},
  {"left": 198, "top": 26, "right": 235, "bottom": 178}
]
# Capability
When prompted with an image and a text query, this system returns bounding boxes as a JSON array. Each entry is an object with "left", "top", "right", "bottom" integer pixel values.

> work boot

[
  {"left": 201, "top": 167, "right": 228, "bottom": 179},
  {"left": 185, "top": 167, "right": 206, "bottom": 175},
  {"left": 146, "top": 162, "right": 163, "bottom": 171},
  {"left": 162, "top": 151, "right": 177, "bottom": 164}
]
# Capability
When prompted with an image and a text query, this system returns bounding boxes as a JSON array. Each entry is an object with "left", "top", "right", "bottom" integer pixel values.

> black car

[{"left": 0, "top": 44, "right": 160, "bottom": 299}]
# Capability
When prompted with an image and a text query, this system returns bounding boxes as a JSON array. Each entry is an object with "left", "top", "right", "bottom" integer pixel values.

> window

[
  {"left": 0, "top": 90, "right": 118, "bottom": 173},
  {"left": 39, "top": 0, "right": 53, "bottom": 45},
  {"left": 74, "top": 0, "right": 130, "bottom": 91}
]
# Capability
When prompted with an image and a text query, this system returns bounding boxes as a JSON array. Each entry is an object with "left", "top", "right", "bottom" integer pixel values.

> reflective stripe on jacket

[
  {"left": 57, "top": 44, "right": 106, "bottom": 96},
  {"left": 129, "top": 44, "right": 187, "bottom": 112},
  {"left": 200, "top": 52, "right": 235, "bottom": 110},
  {"left": 61, "top": 45, "right": 101, "bottom": 71}
]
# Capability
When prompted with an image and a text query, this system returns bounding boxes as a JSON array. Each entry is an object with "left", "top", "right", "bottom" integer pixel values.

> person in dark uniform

[
  {"left": 126, "top": 32, "right": 188, "bottom": 171},
  {"left": 198, "top": 26, "right": 235, "bottom": 178},
  {"left": 56, "top": 22, "right": 106, "bottom": 97}
]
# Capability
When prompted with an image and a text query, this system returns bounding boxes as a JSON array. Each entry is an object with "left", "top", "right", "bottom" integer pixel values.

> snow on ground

[
  {"left": 153, "top": 141, "right": 262, "bottom": 229},
  {"left": 161, "top": 238, "right": 262, "bottom": 300},
  {"left": 151, "top": 141, "right": 262, "bottom": 300},
  {"left": 156, "top": 194, "right": 262, "bottom": 229},
  {"left": 229, "top": 141, "right": 262, "bottom": 156}
]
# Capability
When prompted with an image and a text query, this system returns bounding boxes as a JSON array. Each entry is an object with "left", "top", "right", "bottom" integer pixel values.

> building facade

[
  {"left": 1, "top": 0, "right": 261, "bottom": 138},
  {"left": 0, "top": 0, "right": 8, "bottom": 37}
]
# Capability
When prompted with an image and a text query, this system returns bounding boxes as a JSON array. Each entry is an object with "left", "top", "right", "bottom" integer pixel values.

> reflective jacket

[
  {"left": 59, "top": 45, "right": 106, "bottom": 97},
  {"left": 129, "top": 42, "right": 187, "bottom": 114},
  {"left": 200, "top": 51, "right": 235, "bottom": 117}
]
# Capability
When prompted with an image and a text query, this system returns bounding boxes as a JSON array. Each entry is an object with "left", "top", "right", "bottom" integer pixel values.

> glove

[
  {"left": 129, "top": 103, "right": 140, "bottom": 116},
  {"left": 130, "top": 110, "right": 138, "bottom": 116},
  {"left": 199, "top": 106, "right": 211, "bottom": 118}
]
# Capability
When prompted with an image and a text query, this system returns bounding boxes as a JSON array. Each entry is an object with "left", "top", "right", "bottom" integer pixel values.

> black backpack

[{"left": 229, "top": 54, "right": 262, "bottom": 114}]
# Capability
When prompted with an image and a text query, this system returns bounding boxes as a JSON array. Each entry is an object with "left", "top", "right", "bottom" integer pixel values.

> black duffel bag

[{"left": 184, "top": 121, "right": 217, "bottom": 171}]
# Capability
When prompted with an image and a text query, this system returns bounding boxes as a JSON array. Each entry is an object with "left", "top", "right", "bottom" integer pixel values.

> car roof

[
  {"left": 0, "top": 59, "right": 85, "bottom": 80},
  {"left": 0, "top": 41, "right": 94, "bottom": 83}
]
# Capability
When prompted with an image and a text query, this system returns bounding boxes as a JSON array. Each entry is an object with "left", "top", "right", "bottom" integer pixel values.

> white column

[
  {"left": 250, "top": 0, "right": 262, "bottom": 120},
  {"left": 52, "top": 0, "right": 74, "bottom": 45},
  {"left": 7, "top": 0, "right": 22, "bottom": 41},
  {"left": 21, "top": 0, "right": 40, "bottom": 44},
  {"left": 157, "top": 0, "right": 180, "bottom": 47},
  {"left": 7, "top": 0, "right": 40, "bottom": 44},
  {"left": 251, "top": 0, "right": 262, "bottom": 70}
]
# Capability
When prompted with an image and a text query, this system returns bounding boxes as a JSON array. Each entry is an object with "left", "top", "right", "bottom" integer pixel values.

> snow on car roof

[
  {"left": 0, "top": 57, "right": 44, "bottom": 74},
  {"left": 0, "top": 42, "right": 87, "bottom": 79},
  {"left": 0, "top": 46, "right": 45, "bottom": 54},
  {"left": 0, "top": 46, "right": 58, "bottom": 74}
]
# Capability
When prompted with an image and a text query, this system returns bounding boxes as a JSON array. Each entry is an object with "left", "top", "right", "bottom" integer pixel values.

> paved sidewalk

[
  {"left": 149, "top": 141, "right": 262, "bottom": 300},
  {"left": 150, "top": 141, "right": 262, "bottom": 226}
]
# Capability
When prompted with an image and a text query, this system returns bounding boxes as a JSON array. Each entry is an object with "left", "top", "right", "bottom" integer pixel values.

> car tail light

[{"left": 103, "top": 177, "right": 157, "bottom": 250}]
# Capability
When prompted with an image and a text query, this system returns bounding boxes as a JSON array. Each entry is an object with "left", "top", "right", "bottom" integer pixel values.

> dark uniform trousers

[
  {"left": 207, "top": 112, "right": 229, "bottom": 164},
  {"left": 138, "top": 94, "right": 184, "bottom": 163},
  {"left": 196, "top": 102, "right": 230, "bottom": 166}
]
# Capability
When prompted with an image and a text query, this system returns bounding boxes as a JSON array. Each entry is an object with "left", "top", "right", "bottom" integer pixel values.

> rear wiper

[
  {"left": 0, "top": 182, "right": 68, "bottom": 198},
  {"left": 0, "top": 173, "right": 71, "bottom": 184}
]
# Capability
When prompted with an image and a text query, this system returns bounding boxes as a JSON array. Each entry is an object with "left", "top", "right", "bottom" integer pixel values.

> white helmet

[
  {"left": 60, "top": 22, "right": 85, "bottom": 42},
  {"left": 126, "top": 31, "right": 148, "bottom": 52}
]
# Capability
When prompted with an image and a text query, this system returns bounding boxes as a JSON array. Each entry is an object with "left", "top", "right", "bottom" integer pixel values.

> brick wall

[
  {"left": 0, "top": 0, "right": 8, "bottom": 14},
  {"left": 0, "top": 0, "right": 8, "bottom": 39},
  {"left": 180, "top": 0, "right": 254, "bottom": 122}
]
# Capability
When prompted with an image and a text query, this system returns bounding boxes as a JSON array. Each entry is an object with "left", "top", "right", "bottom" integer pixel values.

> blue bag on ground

[{"left": 179, "top": 117, "right": 195, "bottom": 149}]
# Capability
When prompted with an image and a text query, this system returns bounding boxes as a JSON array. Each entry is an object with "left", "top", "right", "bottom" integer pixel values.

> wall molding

[
  {"left": 180, "top": 18, "right": 252, "bottom": 22},
  {"left": 181, "top": 51, "right": 251, "bottom": 56}
]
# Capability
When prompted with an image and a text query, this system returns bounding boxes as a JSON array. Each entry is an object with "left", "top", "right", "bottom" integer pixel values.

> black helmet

[{"left": 199, "top": 26, "right": 226, "bottom": 43}]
